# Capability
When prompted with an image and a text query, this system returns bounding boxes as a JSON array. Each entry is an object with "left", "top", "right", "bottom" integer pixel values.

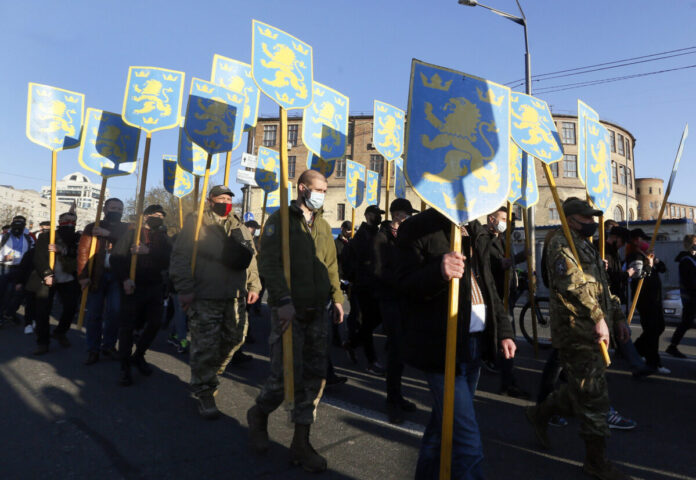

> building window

[
  {"left": 649, "top": 187, "right": 653, "bottom": 194},
  {"left": 513, "top": 204, "right": 524, "bottom": 222},
  {"left": 627, "top": 168, "right": 633, "bottom": 189},
  {"left": 625, "top": 138, "right": 631, "bottom": 160},
  {"left": 561, "top": 122, "right": 576, "bottom": 145},
  {"left": 609, "top": 131, "right": 616, "bottom": 153},
  {"left": 659, "top": 188, "right": 662, "bottom": 194},
  {"left": 550, "top": 162, "right": 559, "bottom": 178},
  {"left": 337, "top": 203, "right": 345, "bottom": 221},
  {"left": 682, "top": 207, "right": 686, "bottom": 217},
  {"left": 549, "top": 206, "right": 559, "bottom": 220},
  {"left": 617, "top": 134, "right": 625, "bottom": 155},
  {"left": 370, "top": 154, "right": 384, "bottom": 176},
  {"left": 671, "top": 205, "right": 676, "bottom": 217},
  {"left": 288, "top": 155, "right": 296, "bottom": 178},
  {"left": 347, "top": 122, "right": 354, "bottom": 144},
  {"left": 629, "top": 209, "right": 635, "bottom": 221},
  {"left": 287, "top": 124, "right": 298, "bottom": 146},
  {"left": 636, "top": 187, "right": 641, "bottom": 194},
  {"left": 619, "top": 165, "right": 627, "bottom": 186},
  {"left": 563, "top": 154, "right": 577, "bottom": 178},
  {"left": 263, "top": 124, "right": 277, "bottom": 147},
  {"left": 336, "top": 157, "right": 346, "bottom": 178},
  {"left": 611, "top": 161, "right": 618, "bottom": 184},
  {"left": 614, "top": 206, "right": 624, "bottom": 221}
]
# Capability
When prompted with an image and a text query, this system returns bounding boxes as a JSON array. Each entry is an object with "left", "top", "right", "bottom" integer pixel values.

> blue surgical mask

[{"left": 304, "top": 189, "right": 325, "bottom": 211}]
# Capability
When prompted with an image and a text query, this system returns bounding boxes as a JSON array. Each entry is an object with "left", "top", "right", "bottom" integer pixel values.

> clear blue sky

[{"left": 1, "top": 1, "right": 695, "bottom": 206}]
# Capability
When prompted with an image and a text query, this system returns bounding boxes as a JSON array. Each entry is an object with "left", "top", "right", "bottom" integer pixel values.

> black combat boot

[
  {"left": 290, "top": 423, "right": 327, "bottom": 473},
  {"left": 132, "top": 352, "right": 153, "bottom": 376},
  {"left": 525, "top": 400, "right": 555, "bottom": 449},
  {"left": 119, "top": 359, "right": 133, "bottom": 387},
  {"left": 247, "top": 405, "right": 270, "bottom": 453},
  {"left": 583, "top": 436, "right": 632, "bottom": 480}
]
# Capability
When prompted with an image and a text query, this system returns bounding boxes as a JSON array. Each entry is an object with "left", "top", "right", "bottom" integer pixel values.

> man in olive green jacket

[
  {"left": 170, "top": 185, "right": 261, "bottom": 419},
  {"left": 247, "top": 170, "right": 343, "bottom": 473}
]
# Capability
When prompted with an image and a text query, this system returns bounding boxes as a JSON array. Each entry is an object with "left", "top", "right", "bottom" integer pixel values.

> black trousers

[
  {"left": 537, "top": 348, "right": 562, "bottom": 404},
  {"left": 119, "top": 282, "right": 163, "bottom": 360},
  {"left": 351, "top": 290, "right": 382, "bottom": 364},
  {"left": 671, "top": 300, "right": 696, "bottom": 347},
  {"left": 380, "top": 299, "right": 406, "bottom": 402},
  {"left": 634, "top": 305, "right": 665, "bottom": 368},
  {"left": 35, "top": 280, "right": 79, "bottom": 346}
]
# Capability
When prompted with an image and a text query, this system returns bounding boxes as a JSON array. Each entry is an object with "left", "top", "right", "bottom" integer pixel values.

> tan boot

[
  {"left": 247, "top": 405, "right": 270, "bottom": 453},
  {"left": 525, "top": 402, "right": 553, "bottom": 449},
  {"left": 583, "top": 436, "right": 632, "bottom": 480},
  {"left": 290, "top": 423, "right": 327, "bottom": 473}
]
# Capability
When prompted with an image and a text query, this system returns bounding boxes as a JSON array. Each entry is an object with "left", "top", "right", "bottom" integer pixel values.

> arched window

[
  {"left": 628, "top": 209, "right": 635, "bottom": 221},
  {"left": 613, "top": 205, "right": 624, "bottom": 221}
]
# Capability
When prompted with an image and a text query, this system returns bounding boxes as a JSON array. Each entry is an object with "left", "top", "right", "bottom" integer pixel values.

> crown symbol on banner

[
  {"left": 587, "top": 123, "right": 599, "bottom": 136},
  {"left": 195, "top": 83, "right": 215, "bottom": 94},
  {"left": 134, "top": 70, "right": 150, "bottom": 78},
  {"left": 64, "top": 96, "right": 79, "bottom": 103},
  {"left": 163, "top": 74, "right": 178, "bottom": 81},
  {"left": 143, "top": 117, "right": 159, "bottom": 124},
  {"left": 477, "top": 87, "right": 504, "bottom": 107},
  {"left": 258, "top": 26, "right": 278, "bottom": 39},
  {"left": 335, "top": 97, "right": 345, "bottom": 106},
  {"left": 420, "top": 73, "right": 452, "bottom": 91},
  {"left": 376, "top": 105, "right": 388, "bottom": 113},
  {"left": 36, "top": 88, "right": 51, "bottom": 96},
  {"left": 220, "top": 62, "right": 235, "bottom": 72},
  {"left": 293, "top": 42, "right": 309, "bottom": 56}
]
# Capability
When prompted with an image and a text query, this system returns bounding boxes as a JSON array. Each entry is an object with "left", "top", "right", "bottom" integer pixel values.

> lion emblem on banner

[
  {"left": 260, "top": 43, "right": 308, "bottom": 101},
  {"left": 38, "top": 100, "right": 76, "bottom": 137},
  {"left": 132, "top": 79, "right": 173, "bottom": 117}
]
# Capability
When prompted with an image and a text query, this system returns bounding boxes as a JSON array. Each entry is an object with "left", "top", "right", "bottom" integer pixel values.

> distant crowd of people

[{"left": 2, "top": 168, "right": 695, "bottom": 479}]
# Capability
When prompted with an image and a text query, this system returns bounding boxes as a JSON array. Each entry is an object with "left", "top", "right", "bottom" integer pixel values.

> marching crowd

[{"left": 2, "top": 168, "right": 696, "bottom": 479}]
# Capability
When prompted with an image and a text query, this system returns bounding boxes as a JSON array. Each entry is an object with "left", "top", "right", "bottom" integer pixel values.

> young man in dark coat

[
  {"left": 396, "top": 208, "right": 516, "bottom": 479},
  {"left": 667, "top": 234, "right": 696, "bottom": 358}
]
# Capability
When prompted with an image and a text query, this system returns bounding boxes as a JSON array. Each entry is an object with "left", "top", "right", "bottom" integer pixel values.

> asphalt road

[{"left": 0, "top": 304, "right": 695, "bottom": 480}]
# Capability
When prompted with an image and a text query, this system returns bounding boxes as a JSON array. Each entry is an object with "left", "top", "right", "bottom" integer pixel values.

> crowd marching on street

[{"left": 2, "top": 172, "right": 696, "bottom": 479}]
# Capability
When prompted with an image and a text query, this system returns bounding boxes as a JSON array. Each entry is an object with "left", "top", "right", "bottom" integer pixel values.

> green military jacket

[
  {"left": 544, "top": 228, "right": 625, "bottom": 349},
  {"left": 170, "top": 209, "right": 261, "bottom": 300},
  {"left": 259, "top": 201, "right": 343, "bottom": 311}
]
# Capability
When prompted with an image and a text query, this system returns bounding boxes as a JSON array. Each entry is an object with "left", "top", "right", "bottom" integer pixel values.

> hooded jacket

[{"left": 675, "top": 250, "right": 696, "bottom": 304}]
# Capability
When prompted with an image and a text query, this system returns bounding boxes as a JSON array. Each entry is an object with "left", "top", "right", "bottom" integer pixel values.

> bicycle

[{"left": 511, "top": 270, "right": 553, "bottom": 349}]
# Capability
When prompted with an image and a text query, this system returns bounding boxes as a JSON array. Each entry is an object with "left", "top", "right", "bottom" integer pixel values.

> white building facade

[{"left": 40, "top": 172, "right": 108, "bottom": 210}]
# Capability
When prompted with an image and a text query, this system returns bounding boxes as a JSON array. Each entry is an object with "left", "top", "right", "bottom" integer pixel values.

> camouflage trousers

[
  {"left": 542, "top": 342, "right": 610, "bottom": 438},
  {"left": 256, "top": 307, "right": 328, "bottom": 425},
  {"left": 188, "top": 298, "right": 247, "bottom": 396}
]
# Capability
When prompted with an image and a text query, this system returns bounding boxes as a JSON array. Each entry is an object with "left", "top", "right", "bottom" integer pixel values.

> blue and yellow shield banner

[
  {"left": 177, "top": 127, "right": 220, "bottom": 176},
  {"left": 302, "top": 82, "right": 349, "bottom": 160},
  {"left": 508, "top": 142, "right": 523, "bottom": 204},
  {"left": 345, "top": 159, "right": 365, "bottom": 209},
  {"left": 585, "top": 117, "right": 612, "bottom": 212},
  {"left": 255, "top": 146, "right": 280, "bottom": 193},
  {"left": 394, "top": 157, "right": 406, "bottom": 199},
  {"left": 122, "top": 66, "right": 184, "bottom": 134},
  {"left": 184, "top": 78, "right": 245, "bottom": 155},
  {"left": 26, "top": 83, "right": 84, "bottom": 151},
  {"left": 266, "top": 182, "right": 292, "bottom": 214},
  {"left": 577, "top": 99, "right": 599, "bottom": 185},
  {"left": 307, "top": 152, "right": 336, "bottom": 179},
  {"left": 211, "top": 54, "right": 260, "bottom": 134},
  {"left": 366, "top": 169, "right": 381, "bottom": 206},
  {"left": 163, "top": 155, "right": 194, "bottom": 198},
  {"left": 510, "top": 93, "right": 562, "bottom": 164},
  {"left": 518, "top": 152, "right": 539, "bottom": 209},
  {"left": 251, "top": 20, "right": 313, "bottom": 110},
  {"left": 374, "top": 100, "right": 405, "bottom": 162},
  {"left": 405, "top": 60, "right": 511, "bottom": 225},
  {"left": 78, "top": 109, "right": 139, "bottom": 178}
]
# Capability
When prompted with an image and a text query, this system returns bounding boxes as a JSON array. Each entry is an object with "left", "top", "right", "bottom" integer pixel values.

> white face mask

[
  {"left": 304, "top": 189, "right": 325, "bottom": 210},
  {"left": 495, "top": 220, "right": 507, "bottom": 234}
]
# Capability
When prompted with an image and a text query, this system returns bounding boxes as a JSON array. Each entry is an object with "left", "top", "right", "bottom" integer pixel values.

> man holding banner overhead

[
  {"left": 248, "top": 170, "right": 343, "bottom": 473},
  {"left": 171, "top": 185, "right": 260, "bottom": 417},
  {"left": 528, "top": 197, "right": 631, "bottom": 480}
]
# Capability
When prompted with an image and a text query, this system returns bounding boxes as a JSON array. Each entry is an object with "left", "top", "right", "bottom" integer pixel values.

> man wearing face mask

[
  {"left": 527, "top": 197, "right": 631, "bottom": 480},
  {"left": 0, "top": 215, "right": 35, "bottom": 325},
  {"left": 170, "top": 185, "right": 260, "bottom": 417},
  {"left": 341, "top": 204, "right": 386, "bottom": 375},
  {"left": 373, "top": 198, "right": 418, "bottom": 424},
  {"left": 248, "top": 170, "right": 343, "bottom": 473},
  {"left": 77, "top": 198, "right": 129, "bottom": 365},
  {"left": 28, "top": 211, "right": 81, "bottom": 355},
  {"left": 667, "top": 235, "right": 696, "bottom": 358},
  {"left": 110, "top": 204, "right": 171, "bottom": 386}
]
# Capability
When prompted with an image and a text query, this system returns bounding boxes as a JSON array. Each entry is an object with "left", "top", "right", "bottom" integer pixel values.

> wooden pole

[
  {"left": 129, "top": 133, "right": 152, "bottom": 281},
  {"left": 439, "top": 223, "right": 462, "bottom": 480},
  {"left": 49, "top": 150, "right": 57, "bottom": 270},
  {"left": 421, "top": 200, "right": 426, "bottom": 212},
  {"left": 193, "top": 176, "right": 200, "bottom": 214},
  {"left": 191, "top": 153, "right": 213, "bottom": 273},
  {"left": 279, "top": 106, "right": 294, "bottom": 407},
  {"left": 503, "top": 201, "right": 513, "bottom": 314},
  {"left": 224, "top": 151, "right": 232, "bottom": 187},
  {"left": 351, "top": 208, "right": 355, "bottom": 238},
  {"left": 522, "top": 210, "right": 538, "bottom": 357},
  {"left": 543, "top": 163, "right": 610, "bottom": 366},
  {"left": 384, "top": 160, "right": 391, "bottom": 221},
  {"left": 77, "top": 177, "right": 107, "bottom": 328},
  {"left": 599, "top": 215, "right": 605, "bottom": 260},
  {"left": 260, "top": 191, "right": 268, "bottom": 230},
  {"left": 178, "top": 197, "right": 183, "bottom": 230}
]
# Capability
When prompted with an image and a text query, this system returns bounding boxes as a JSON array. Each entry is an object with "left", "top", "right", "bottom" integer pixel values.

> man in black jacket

[
  {"left": 373, "top": 198, "right": 418, "bottom": 424},
  {"left": 342, "top": 205, "right": 385, "bottom": 375},
  {"left": 667, "top": 234, "right": 696, "bottom": 358},
  {"left": 397, "top": 208, "right": 516, "bottom": 479},
  {"left": 110, "top": 205, "right": 171, "bottom": 385}
]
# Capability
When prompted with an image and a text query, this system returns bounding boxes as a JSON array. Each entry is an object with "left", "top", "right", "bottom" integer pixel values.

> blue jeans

[
  {"left": 85, "top": 271, "right": 121, "bottom": 353},
  {"left": 416, "top": 335, "right": 484, "bottom": 480}
]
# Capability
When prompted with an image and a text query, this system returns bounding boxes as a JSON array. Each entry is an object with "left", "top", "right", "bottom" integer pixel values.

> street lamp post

[{"left": 458, "top": 0, "right": 536, "bottom": 289}]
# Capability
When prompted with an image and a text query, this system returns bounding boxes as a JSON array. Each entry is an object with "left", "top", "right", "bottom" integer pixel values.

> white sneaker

[
  {"left": 657, "top": 366, "right": 671, "bottom": 375},
  {"left": 24, "top": 324, "right": 34, "bottom": 334}
]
